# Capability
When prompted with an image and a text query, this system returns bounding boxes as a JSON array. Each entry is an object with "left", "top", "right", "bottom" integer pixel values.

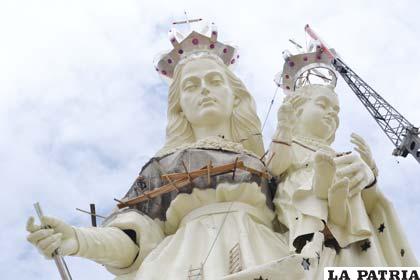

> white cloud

[{"left": 1, "top": 0, "right": 419, "bottom": 278}]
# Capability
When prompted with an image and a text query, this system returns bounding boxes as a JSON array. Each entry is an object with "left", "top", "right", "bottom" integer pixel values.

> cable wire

[
  {"left": 261, "top": 85, "right": 280, "bottom": 132},
  {"left": 201, "top": 201, "right": 235, "bottom": 267}
]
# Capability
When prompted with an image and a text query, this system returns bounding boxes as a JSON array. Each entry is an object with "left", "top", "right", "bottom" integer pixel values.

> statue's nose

[
  {"left": 326, "top": 107, "right": 337, "bottom": 117},
  {"left": 201, "top": 87, "right": 210, "bottom": 95}
]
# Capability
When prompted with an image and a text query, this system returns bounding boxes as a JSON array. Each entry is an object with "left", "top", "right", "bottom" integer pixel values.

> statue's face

[
  {"left": 179, "top": 58, "right": 235, "bottom": 127},
  {"left": 296, "top": 86, "right": 340, "bottom": 142}
]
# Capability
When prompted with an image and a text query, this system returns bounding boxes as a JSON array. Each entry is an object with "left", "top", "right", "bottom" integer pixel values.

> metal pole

[
  {"left": 33, "top": 202, "right": 73, "bottom": 280},
  {"left": 89, "top": 204, "right": 97, "bottom": 227}
]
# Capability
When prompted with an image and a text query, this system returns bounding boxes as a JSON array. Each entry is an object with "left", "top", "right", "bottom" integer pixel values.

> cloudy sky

[{"left": 1, "top": 0, "right": 419, "bottom": 279}]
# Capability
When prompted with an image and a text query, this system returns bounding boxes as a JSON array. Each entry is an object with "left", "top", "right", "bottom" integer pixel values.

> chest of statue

[{"left": 121, "top": 148, "right": 274, "bottom": 220}]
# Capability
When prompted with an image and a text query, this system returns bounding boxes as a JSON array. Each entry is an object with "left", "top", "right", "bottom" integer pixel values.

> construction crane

[{"left": 305, "top": 24, "right": 420, "bottom": 164}]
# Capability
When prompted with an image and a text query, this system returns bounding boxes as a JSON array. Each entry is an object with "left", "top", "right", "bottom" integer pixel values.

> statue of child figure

[{"left": 268, "top": 84, "right": 417, "bottom": 272}]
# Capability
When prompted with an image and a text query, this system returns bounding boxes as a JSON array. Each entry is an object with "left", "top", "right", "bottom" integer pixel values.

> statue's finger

[
  {"left": 26, "top": 216, "right": 41, "bottom": 233},
  {"left": 353, "top": 146, "right": 368, "bottom": 157},
  {"left": 349, "top": 180, "right": 365, "bottom": 197},
  {"left": 277, "top": 115, "right": 289, "bottom": 122},
  {"left": 334, "top": 153, "right": 358, "bottom": 166},
  {"left": 41, "top": 216, "right": 63, "bottom": 230},
  {"left": 37, "top": 233, "right": 62, "bottom": 250},
  {"left": 27, "top": 228, "right": 54, "bottom": 244},
  {"left": 281, "top": 102, "right": 293, "bottom": 111},
  {"left": 337, "top": 162, "right": 363, "bottom": 177},
  {"left": 330, "top": 177, "right": 349, "bottom": 192},
  {"left": 351, "top": 133, "right": 367, "bottom": 145},
  {"left": 354, "top": 147, "right": 369, "bottom": 159},
  {"left": 350, "top": 138, "right": 367, "bottom": 151},
  {"left": 349, "top": 183, "right": 364, "bottom": 197},
  {"left": 290, "top": 113, "right": 297, "bottom": 123},
  {"left": 314, "top": 151, "right": 333, "bottom": 163},
  {"left": 349, "top": 170, "right": 364, "bottom": 186},
  {"left": 352, "top": 136, "right": 371, "bottom": 153},
  {"left": 43, "top": 238, "right": 61, "bottom": 258}
]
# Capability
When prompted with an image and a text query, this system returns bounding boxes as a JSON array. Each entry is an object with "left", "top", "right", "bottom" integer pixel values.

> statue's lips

[
  {"left": 323, "top": 116, "right": 334, "bottom": 123},
  {"left": 322, "top": 117, "right": 335, "bottom": 125},
  {"left": 322, "top": 116, "right": 336, "bottom": 128},
  {"left": 199, "top": 97, "right": 216, "bottom": 106}
]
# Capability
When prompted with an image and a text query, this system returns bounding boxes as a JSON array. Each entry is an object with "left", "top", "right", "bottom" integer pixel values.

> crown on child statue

[
  {"left": 274, "top": 39, "right": 338, "bottom": 94},
  {"left": 154, "top": 22, "right": 240, "bottom": 80}
]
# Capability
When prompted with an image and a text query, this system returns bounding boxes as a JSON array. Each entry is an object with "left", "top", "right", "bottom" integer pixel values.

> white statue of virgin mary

[{"left": 26, "top": 24, "right": 321, "bottom": 280}]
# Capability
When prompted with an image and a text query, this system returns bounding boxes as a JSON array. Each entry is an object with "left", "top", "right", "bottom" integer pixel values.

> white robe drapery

[
  {"left": 273, "top": 138, "right": 417, "bottom": 280},
  {"left": 103, "top": 183, "right": 318, "bottom": 280}
]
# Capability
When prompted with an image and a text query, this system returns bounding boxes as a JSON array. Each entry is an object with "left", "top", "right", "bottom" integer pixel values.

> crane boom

[
  {"left": 305, "top": 25, "right": 420, "bottom": 163},
  {"left": 332, "top": 57, "right": 420, "bottom": 163}
]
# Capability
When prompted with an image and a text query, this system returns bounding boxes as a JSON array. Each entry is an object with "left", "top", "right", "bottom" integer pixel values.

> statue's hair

[
  {"left": 283, "top": 84, "right": 339, "bottom": 144},
  {"left": 157, "top": 53, "right": 265, "bottom": 157}
]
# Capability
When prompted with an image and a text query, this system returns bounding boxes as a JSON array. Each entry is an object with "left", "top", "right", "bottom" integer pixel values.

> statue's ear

[
  {"left": 296, "top": 108, "right": 303, "bottom": 118},
  {"left": 234, "top": 96, "right": 240, "bottom": 107}
]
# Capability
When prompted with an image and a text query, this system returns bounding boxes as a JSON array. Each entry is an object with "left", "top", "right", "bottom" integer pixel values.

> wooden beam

[
  {"left": 117, "top": 160, "right": 270, "bottom": 209},
  {"left": 164, "top": 174, "right": 180, "bottom": 193},
  {"left": 232, "top": 157, "right": 239, "bottom": 180}
]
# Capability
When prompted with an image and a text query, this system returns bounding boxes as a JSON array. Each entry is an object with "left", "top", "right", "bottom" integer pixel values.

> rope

[
  {"left": 201, "top": 201, "right": 235, "bottom": 267},
  {"left": 261, "top": 86, "right": 280, "bottom": 132}
]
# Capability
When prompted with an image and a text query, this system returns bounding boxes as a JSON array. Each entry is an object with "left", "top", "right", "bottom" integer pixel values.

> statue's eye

[
  {"left": 316, "top": 101, "right": 326, "bottom": 109},
  {"left": 183, "top": 81, "right": 198, "bottom": 91},
  {"left": 207, "top": 73, "right": 224, "bottom": 86},
  {"left": 185, "top": 85, "right": 197, "bottom": 91},
  {"left": 211, "top": 78, "right": 223, "bottom": 86}
]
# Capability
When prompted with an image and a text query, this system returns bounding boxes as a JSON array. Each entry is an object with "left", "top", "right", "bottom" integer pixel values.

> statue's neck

[
  {"left": 191, "top": 121, "right": 233, "bottom": 142},
  {"left": 293, "top": 134, "right": 336, "bottom": 155},
  {"left": 294, "top": 123, "right": 332, "bottom": 147},
  {"left": 294, "top": 133, "right": 329, "bottom": 146}
]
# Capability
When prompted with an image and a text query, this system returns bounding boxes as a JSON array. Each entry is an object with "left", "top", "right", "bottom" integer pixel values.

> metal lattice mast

[
  {"left": 332, "top": 58, "right": 420, "bottom": 162},
  {"left": 305, "top": 25, "right": 420, "bottom": 164}
]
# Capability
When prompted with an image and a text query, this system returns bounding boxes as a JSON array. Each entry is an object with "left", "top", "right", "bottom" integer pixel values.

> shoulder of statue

[{"left": 155, "top": 136, "right": 258, "bottom": 158}]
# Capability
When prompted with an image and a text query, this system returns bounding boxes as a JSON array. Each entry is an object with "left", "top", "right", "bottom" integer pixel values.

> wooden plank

[
  {"left": 164, "top": 174, "right": 180, "bottom": 193},
  {"left": 161, "top": 161, "right": 244, "bottom": 181},
  {"left": 232, "top": 157, "right": 239, "bottom": 180},
  {"left": 117, "top": 160, "right": 270, "bottom": 209}
]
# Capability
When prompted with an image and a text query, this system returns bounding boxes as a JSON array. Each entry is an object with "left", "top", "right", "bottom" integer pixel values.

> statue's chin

[
  {"left": 308, "top": 122, "right": 336, "bottom": 142},
  {"left": 191, "top": 109, "right": 231, "bottom": 126},
  {"left": 299, "top": 129, "right": 332, "bottom": 143}
]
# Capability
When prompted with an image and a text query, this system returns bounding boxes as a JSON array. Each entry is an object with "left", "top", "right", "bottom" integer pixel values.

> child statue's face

[
  {"left": 178, "top": 58, "right": 236, "bottom": 127},
  {"left": 295, "top": 86, "right": 340, "bottom": 142}
]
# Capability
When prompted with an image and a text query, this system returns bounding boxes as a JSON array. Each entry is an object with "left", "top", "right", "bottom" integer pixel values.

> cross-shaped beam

[{"left": 172, "top": 11, "right": 202, "bottom": 25}]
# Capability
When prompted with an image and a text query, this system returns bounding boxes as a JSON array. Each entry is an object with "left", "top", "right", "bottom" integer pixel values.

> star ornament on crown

[
  {"left": 154, "top": 21, "right": 239, "bottom": 82},
  {"left": 275, "top": 37, "right": 338, "bottom": 94}
]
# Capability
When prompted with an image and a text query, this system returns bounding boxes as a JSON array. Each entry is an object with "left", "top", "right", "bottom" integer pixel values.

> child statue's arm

[{"left": 267, "top": 102, "right": 295, "bottom": 176}]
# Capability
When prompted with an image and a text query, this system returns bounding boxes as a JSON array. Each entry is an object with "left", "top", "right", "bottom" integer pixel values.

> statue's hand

[
  {"left": 26, "top": 216, "right": 78, "bottom": 259},
  {"left": 334, "top": 153, "right": 374, "bottom": 197},
  {"left": 272, "top": 101, "right": 296, "bottom": 144},
  {"left": 350, "top": 132, "right": 378, "bottom": 177},
  {"left": 328, "top": 177, "right": 349, "bottom": 227},
  {"left": 312, "top": 151, "right": 336, "bottom": 199},
  {"left": 276, "top": 101, "right": 296, "bottom": 131}
]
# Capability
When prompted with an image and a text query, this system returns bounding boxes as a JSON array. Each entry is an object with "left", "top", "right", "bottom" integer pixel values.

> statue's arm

[
  {"left": 267, "top": 102, "right": 295, "bottom": 176},
  {"left": 348, "top": 132, "right": 379, "bottom": 214},
  {"left": 26, "top": 210, "right": 164, "bottom": 275},
  {"left": 26, "top": 215, "right": 139, "bottom": 268}
]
